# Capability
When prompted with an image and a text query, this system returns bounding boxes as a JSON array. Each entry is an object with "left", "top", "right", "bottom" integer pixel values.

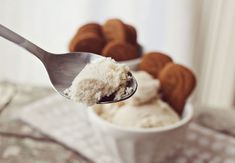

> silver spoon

[{"left": 0, "top": 24, "right": 137, "bottom": 104}]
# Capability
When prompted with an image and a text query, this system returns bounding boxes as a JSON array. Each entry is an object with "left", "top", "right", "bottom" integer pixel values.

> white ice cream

[
  {"left": 126, "top": 71, "right": 160, "bottom": 105},
  {"left": 94, "top": 71, "right": 180, "bottom": 128},
  {"left": 97, "top": 99, "right": 179, "bottom": 128},
  {"left": 67, "top": 58, "right": 130, "bottom": 106}
]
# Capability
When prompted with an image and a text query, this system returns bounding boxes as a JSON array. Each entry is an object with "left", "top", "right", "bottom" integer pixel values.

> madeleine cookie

[
  {"left": 78, "top": 23, "right": 103, "bottom": 37},
  {"left": 139, "top": 52, "right": 173, "bottom": 78},
  {"left": 159, "top": 63, "right": 196, "bottom": 115},
  {"left": 69, "top": 33, "right": 105, "bottom": 54},
  {"left": 125, "top": 24, "right": 137, "bottom": 45},
  {"left": 102, "top": 41, "right": 138, "bottom": 61},
  {"left": 103, "top": 19, "right": 127, "bottom": 42}
]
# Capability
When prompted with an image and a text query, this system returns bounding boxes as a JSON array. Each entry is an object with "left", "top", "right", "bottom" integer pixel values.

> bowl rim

[
  {"left": 88, "top": 103, "right": 193, "bottom": 133},
  {"left": 119, "top": 57, "right": 142, "bottom": 64}
]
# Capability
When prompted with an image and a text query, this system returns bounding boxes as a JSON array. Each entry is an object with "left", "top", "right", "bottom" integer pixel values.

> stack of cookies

[
  {"left": 140, "top": 52, "right": 196, "bottom": 115},
  {"left": 69, "top": 19, "right": 140, "bottom": 61}
]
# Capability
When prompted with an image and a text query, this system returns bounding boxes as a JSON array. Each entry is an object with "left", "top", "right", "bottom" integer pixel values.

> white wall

[{"left": 193, "top": 0, "right": 235, "bottom": 108}]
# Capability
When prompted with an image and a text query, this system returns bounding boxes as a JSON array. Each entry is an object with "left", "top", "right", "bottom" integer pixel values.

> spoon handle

[{"left": 0, "top": 24, "right": 48, "bottom": 61}]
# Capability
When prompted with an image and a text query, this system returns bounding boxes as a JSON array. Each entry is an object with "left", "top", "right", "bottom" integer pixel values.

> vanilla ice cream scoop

[
  {"left": 67, "top": 58, "right": 136, "bottom": 106},
  {"left": 97, "top": 99, "right": 180, "bottom": 128},
  {"left": 111, "top": 100, "right": 179, "bottom": 128},
  {"left": 127, "top": 71, "right": 160, "bottom": 105}
]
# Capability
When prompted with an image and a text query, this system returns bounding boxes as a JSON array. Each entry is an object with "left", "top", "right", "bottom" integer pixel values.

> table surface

[
  {"left": 1, "top": 81, "right": 234, "bottom": 163},
  {"left": 0, "top": 81, "right": 90, "bottom": 163}
]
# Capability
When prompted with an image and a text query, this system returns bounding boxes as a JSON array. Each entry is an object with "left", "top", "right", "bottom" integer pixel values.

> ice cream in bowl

[{"left": 88, "top": 69, "right": 195, "bottom": 163}]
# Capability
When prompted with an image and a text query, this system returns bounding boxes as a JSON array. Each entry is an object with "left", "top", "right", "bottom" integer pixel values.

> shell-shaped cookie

[
  {"left": 139, "top": 52, "right": 173, "bottom": 78},
  {"left": 159, "top": 63, "right": 196, "bottom": 115}
]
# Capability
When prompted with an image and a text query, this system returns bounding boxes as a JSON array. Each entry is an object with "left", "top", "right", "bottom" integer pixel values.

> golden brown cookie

[
  {"left": 78, "top": 23, "right": 103, "bottom": 37},
  {"left": 102, "top": 19, "right": 127, "bottom": 42},
  {"left": 139, "top": 52, "right": 173, "bottom": 78},
  {"left": 69, "top": 33, "right": 105, "bottom": 54},
  {"left": 102, "top": 41, "right": 138, "bottom": 61},
  {"left": 125, "top": 24, "right": 137, "bottom": 45},
  {"left": 159, "top": 63, "right": 196, "bottom": 115}
]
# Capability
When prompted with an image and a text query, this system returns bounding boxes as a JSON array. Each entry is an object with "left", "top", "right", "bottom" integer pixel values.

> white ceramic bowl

[
  {"left": 88, "top": 104, "right": 193, "bottom": 163},
  {"left": 119, "top": 57, "right": 142, "bottom": 70},
  {"left": 119, "top": 45, "right": 143, "bottom": 70}
]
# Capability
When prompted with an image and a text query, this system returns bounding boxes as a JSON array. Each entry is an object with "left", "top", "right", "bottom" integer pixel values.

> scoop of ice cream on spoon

[
  {"left": 0, "top": 24, "right": 137, "bottom": 104},
  {"left": 65, "top": 57, "right": 137, "bottom": 106}
]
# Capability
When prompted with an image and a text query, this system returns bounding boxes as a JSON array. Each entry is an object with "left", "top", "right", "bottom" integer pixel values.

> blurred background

[{"left": 0, "top": 0, "right": 235, "bottom": 109}]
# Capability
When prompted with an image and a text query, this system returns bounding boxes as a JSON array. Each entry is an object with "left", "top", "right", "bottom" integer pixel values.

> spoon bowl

[
  {"left": 44, "top": 52, "right": 103, "bottom": 97},
  {"left": 97, "top": 72, "right": 138, "bottom": 104},
  {"left": 0, "top": 24, "right": 137, "bottom": 104}
]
